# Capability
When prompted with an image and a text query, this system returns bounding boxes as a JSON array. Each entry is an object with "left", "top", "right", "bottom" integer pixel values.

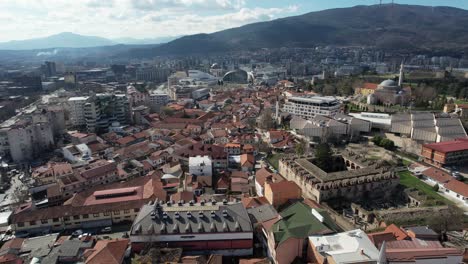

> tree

[
  {"left": 314, "top": 143, "right": 333, "bottom": 172},
  {"left": 428, "top": 206, "right": 464, "bottom": 238},
  {"left": 372, "top": 136, "right": 383, "bottom": 146},
  {"left": 295, "top": 139, "right": 308, "bottom": 156},
  {"left": 432, "top": 184, "right": 439, "bottom": 192},
  {"left": 380, "top": 138, "right": 396, "bottom": 150},
  {"left": 258, "top": 108, "right": 275, "bottom": 130},
  {"left": 160, "top": 106, "right": 174, "bottom": 117}
]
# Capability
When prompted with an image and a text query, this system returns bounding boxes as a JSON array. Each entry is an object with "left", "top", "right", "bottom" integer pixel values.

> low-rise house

[
  {"left": 368, "top": 224, "right": 463, "bottom": 263},
  {"left": 255, "top": 167, "right": 284, "bottom": 197},
  {"left": 443, "top": 179, "right": 468, "bottom": 204},
  {"left": 421, "top": 167, "right": 452, "bottom": 186},
  {"left": 240, "top": 154, "right": 255, "bottom": 172},
  {"left": 62, "top": 144, "right": 93, "bottom": 164},
  {"left": 262, "top": 202, "right": 339, "bottom": 264},
  {"left": 84, "top": 239, "right": 129, "bottom": 264},
  {"left": 264, "top": 181, "right": 301, "bottom": 208},
  {"left": 189, "top": 155, "right": 213, "bottom": 187}
]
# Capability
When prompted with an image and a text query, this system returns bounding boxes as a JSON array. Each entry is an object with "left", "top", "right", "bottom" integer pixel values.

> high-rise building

[
  {"left": 68, "top": 96, "right": 90, "bottom": 128},
  {"left": 84, "top": 93, "right": 130, "bottom": 133},
  {"left": 42, "top": 61, "right": 57, "bottom": 77}
]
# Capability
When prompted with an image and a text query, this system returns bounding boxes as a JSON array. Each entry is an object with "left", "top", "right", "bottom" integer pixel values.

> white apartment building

[
  {"left": 0, "top": 118, "right": 54, "bottom": 163},
  {"left": 68, "top": 96, "right": 89, "bottom": 127},
  {"left": 283, "top": 95, "right": 341, "bottom": 119}
]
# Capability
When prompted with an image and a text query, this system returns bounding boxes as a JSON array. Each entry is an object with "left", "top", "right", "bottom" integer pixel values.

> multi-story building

[
  {"left": 0, "top": 116, "right": 55, "bottom": 163},
  {"left": 283, "top": 95, "right": 341, "bottom": 119},
  {"left": 11, "top": 174, "right": 166, "bottom": 235},
  {"left": 83, "top": 93, "right": 130, "bottom": 133},
  {"left": 130, "top": 200, "right": 253, "bottom": 256},
  {"left": 148, "top": 91, "right": 170, "bottom": 112},
  {"left": 68, "top": 96, "right": 90, "bottom": 128},
  {"left": 136, "top": 67, "right": 171, "bottom": 83},
  {"left": 421, "top": 138, "right": 468, "bottom": 167},
  {"left": 290, "top": 114, "right": 371, "bottom": 141}
]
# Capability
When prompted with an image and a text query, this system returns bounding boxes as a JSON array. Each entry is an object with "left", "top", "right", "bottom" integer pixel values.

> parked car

[
  {"left": 72, "top": 229, "right": 83, "bottom": 237},
  {"left": 100, "top": 227, "right": 112, "bottom": 233}
]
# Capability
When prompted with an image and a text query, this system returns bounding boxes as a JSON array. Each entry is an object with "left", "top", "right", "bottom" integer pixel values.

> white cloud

[{"left": 0, "top": 0, "right": 300, "bottom": 42}]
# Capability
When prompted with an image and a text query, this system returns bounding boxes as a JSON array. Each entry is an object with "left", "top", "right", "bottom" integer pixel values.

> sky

[{"left": 1, "top": 0, "right": 468, "bottom": 42}]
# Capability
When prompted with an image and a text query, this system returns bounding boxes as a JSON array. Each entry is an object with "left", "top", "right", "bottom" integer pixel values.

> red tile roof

[
  {"left": 423, "top": 139, "right": 468, "bottom": 153},
  {"left": 85, "top": 239, "right": 129, "bottom": 264},
  {"left": 385, "top": 224, "right": 409, "bottom": 241},
  {"left": 268, "top": 180, "right": 300, "bottom": 193},
  {"left": 444, "top": 179, "right": 468, "bottom": 197},
  {"left": 240, "top": 154, "right": 255, "bottom": 167},
  {"left": 362, "top": 83, "right": 378, "bottom": 90},
  {"left": 422, "top": 167, "right": 452, "bottom": 184},
  {"left": 241, "top": 196, "right": 269, "bottom": 208}
]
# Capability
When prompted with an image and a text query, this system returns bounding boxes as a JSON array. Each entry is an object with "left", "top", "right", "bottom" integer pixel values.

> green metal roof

[{"left": 272, "top": 202, "right": 339, "bottom": 245}]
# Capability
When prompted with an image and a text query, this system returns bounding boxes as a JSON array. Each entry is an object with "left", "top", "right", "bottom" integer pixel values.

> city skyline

[{"left": 1, "top": 0, "right": 468, "bottom": 42}]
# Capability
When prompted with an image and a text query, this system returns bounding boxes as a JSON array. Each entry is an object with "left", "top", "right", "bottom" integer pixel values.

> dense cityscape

[{"left": 0, "top": 1, "right": 467, "bottom": 264}]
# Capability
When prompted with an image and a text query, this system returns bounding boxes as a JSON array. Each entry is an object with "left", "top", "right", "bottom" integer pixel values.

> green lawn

[
  {"left": 454, "top": 99, "right": 468, "bottom": 105},
  {"left": 267, "top": 153, "right": 284, "bottom": 171},
  {"left": 398, "top": 171, "right": 454, "bottom": 206},
  {"left": 402, "top": 159, "right": 411, "bottom": 166}
]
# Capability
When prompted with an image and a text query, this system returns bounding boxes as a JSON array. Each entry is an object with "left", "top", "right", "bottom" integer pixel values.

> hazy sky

[{"left": 1, "top": 0, "right": 467, "bottom": 42}]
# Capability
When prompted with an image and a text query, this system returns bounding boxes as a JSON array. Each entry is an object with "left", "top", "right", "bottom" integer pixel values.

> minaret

[
  {"left": 398, "top": 62, "right": 404, "bottom": 87},
  {"left": 275, "top": 100, "right": 279, "bottom": 120}
]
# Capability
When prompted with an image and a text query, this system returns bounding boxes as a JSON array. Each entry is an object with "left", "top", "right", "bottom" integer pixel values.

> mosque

[{"left": 367, "top": 63, "right": 411, "bottom": 106}]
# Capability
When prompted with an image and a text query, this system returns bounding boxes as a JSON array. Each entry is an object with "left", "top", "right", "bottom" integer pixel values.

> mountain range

[
  {"left": 126, "top": 4, "right": 468, "bottom": 57},
  {"left": 1, "top": 4, "right": 468, "bottom": 60},
  {"left": 0, "top": 32, "right": 178, "bottom": 50}
]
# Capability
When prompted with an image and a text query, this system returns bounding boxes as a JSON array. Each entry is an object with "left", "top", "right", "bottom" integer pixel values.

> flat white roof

[
  {"left": 309, "top": 229, "right": 380, "bottom": 264},
  {"left": 68, "top": 96, "right": 89, "bottom": 101}
]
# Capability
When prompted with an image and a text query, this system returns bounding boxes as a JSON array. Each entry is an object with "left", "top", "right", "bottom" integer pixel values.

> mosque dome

[
  {"left": 380, "top": 79, "right": 397, "bottom": 87},
  {"left": 377, "top": 79, "right": 400, "bottom": 91}
]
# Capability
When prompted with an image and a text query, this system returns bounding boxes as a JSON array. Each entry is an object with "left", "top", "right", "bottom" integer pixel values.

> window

[
  {"left": 41, "top": 219, "right": 48, "bottom": 224},
  {"left": 64, "top": 217, "right": 70, "bottom": 221},
  {"left": 93, "top": 213, "right": 100, "bottom": 217},
  {"left": 134, "top": 208, "right": 140, "bottom": 213},
  {"left": 73, "top": 215, "right": 80, "bottom": 220},
  {"left": 82, "top": 214, "right": 89, "bottom": 219},
  {"left": 29, "top": 221, "right": 36, "bottom": 226},
  {"left": 104, "top": 212, "right": 110, "bottom": 216},
  {"left": 53, "top": 218, "right": 59, "bottom": 223},
  {"left": 114, "top": 211, "right": 120, "bottom": 215},
  {"left": 124, "top": 210, "right": 130, "bottom": 214},
  {"left": 17, "top": 222, "right": 24, "bottom": 227}
]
